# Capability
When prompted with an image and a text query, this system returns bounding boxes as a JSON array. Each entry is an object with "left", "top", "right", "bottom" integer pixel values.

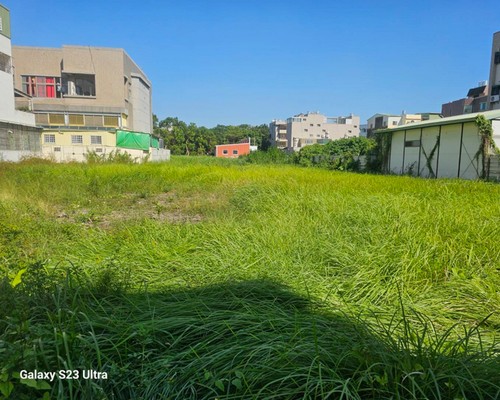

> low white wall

[
  {"left": 0, "top": 150, "right": 42, "bottom": 162},
  {"left": 150, "top": 148, "right": 170, "bottom": 162}
]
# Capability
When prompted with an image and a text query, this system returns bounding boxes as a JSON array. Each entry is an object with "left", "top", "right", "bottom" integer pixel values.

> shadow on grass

[{"left": 1, "top": 264, "right": 499, "bottom": 400}]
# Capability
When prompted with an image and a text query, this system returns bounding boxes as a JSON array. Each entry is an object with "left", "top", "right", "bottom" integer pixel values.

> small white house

[{"left": 376, "top": 110, "right": 500, "bottom": 179}]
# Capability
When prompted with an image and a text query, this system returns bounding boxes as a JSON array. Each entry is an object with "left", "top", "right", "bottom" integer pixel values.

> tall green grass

[{"left": 0, "top": 157, "right": 499, "bottom": 399}]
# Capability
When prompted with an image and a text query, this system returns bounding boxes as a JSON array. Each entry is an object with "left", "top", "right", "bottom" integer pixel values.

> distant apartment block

[
  {"left": 441, "top": 82, "right": 489, "bottom": 117},
  {"left": 366, "top": 112, "right": 442, "bottom": 138},
  {"left": 366, "top": 114, "right": 401, "bottom": 137},
  {"left": 488, "top": 31, "right": 500, "bottom": 110},
  {"left": 0, "top": 4, "right": 42, "bottom": 161},
  {"left": 269, "top": 120, "right": 287, "bottom": 149},
  {"left": 270, "top": 112, "right": 360, "bottom": 151}
]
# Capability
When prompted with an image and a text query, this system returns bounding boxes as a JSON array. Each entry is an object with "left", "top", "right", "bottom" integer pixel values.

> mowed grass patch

[{"left": 1, "top": 157, "right": 499, "bottom": 399}]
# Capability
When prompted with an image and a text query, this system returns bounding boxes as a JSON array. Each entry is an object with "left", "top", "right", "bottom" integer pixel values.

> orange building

[{"left": 215, "top": 142, "right": 251, "bottom": 158}]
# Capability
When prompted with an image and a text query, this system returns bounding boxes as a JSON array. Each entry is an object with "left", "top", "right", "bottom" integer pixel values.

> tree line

[{"left": 153, "top": 116, "right": 271, "bottom": 156}]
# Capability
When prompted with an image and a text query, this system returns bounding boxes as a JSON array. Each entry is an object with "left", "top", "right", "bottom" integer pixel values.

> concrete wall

[
  {"left": 0, "top": 121, "right": 41, "bottom": 151},
  {"left": 42, "top": 145, "right": 148, "bottom": 163},
  {"left": 0, "top": 150, "right": 42, "bottom": 161},
  {"left": 130, "top": 75, "right": 152, "bottom": 133},
  {"left": 150, "top": 148, "right": 171, "bottom": 162}
]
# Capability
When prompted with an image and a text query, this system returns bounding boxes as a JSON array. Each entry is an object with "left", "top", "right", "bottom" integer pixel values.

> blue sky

[{"left": 4, "top": 0, "right": 500, "bottom": 127}]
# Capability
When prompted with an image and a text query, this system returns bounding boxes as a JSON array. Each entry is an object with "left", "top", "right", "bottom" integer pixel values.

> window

[
  {"left": 69, "top": 114, "right": 84, "bottom": 125},
  {"left": 62, "top": 73, "right": 96, "bottom": 97},
  {"left": 22, "top": 76, "right": 61, "bottom": 98},
  {"left": 392, "top": 121, "right": 398, "bottom": 126},
  {"left": 222, "top": 149, "right": 228, "bottom": 155},
  {"left": 90, "top": 135, "right": 102, "bottom": 145},
  {"left": 310, "top": 124, "right": 314, "bottom": 126},
  {"left": 0, "top": 17, "right": 3, "bottom": 32},
  {"left": 95, "top": 148, "right": 103, "bottom": 153},
  {"left": 48, "top": 114, "right": 65, "bottom": 125},
  {"left": 492, "top": 85, "right": 500, "bottom": 96},
  {"left": 479, "top": 102, "right": 487, "bottom": 111},
  {"left": 71, "top": 135, "right": 83, "bottom": 144},
  {"left": 54, "top": 147, "right": 61, "bottom": 152},
  {"left": 495, "top": 52, "right": 500, "bottom": 64},
  {"left": 35, "top": 114, "right": 49, "bottom": 125},
  {"left": 232, "top": 150, "right": 238, "bottom": 155},
  {"left": 317, "top": 124, "right": 321, "bottom": 127},
  {"left": 405, "top": 140, "right": 421, "bottom": 147},
  {"left": 103, "top": 116, "right": 119, "bottom": 127},
  {"left": 44, "top": 134, "right": 56, "bottom": 144},
  {"left": 0, "top": 52, "right": 11, "bottom": 73}
]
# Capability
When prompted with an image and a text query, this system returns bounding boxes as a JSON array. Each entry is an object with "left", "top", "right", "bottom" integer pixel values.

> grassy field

[{"left": 0, "top": 157, "right": 499, "bottom": 399}]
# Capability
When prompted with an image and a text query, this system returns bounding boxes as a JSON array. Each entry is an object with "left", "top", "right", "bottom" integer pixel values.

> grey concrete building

[
  {"left": 12, "top": 45, "right": 153, "bottom": 134},
  {"left": 441, "top": 82, "right": 489, "bottom": 117}
]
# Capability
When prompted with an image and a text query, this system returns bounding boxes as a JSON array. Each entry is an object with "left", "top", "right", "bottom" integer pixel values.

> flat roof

[{"left": 376, "top": 110, "right": 500, "bottom": 133}]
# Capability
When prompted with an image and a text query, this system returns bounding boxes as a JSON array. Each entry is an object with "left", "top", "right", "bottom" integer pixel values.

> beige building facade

[
  {"left": 269, "top": 119, "right": 287, "bottom": 149},
  {"left": 488, "top": 31, "right": 500, "bottom": 110},
  {"left": 12, "top": 45, "right": 153, "bottom": 134},
  {"left": 9, "top": 44, "right": 168, "bottom": 162},
  {"left": 270, "top": 112, "right": 360, "bottom": 151}
]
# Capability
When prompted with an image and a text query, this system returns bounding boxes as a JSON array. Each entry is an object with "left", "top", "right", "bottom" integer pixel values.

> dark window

[
  {"left": 62, "top": 73, "right": 96, "bottom": 97},
  {"left": 495, "top": 52, "right": 500, "bottom": 64},
  {"left": 222, "top": 149, "right": 228, "bottom": 154},
  {"left": 405, "top": 140, "right": 421, "bottom": 147},
  {"left": 492, "top": 85, "right": 500, "bottom": 96},
  {"left": 232, "top": 150, "right": 238, "bottom": 155}
]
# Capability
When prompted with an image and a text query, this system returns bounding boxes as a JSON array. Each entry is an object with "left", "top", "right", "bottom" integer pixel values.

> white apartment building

[
  {"left": 269, "top": 119, "right": 287, "bottom": 149},
  {"left": 270, "top": 112, "right": 360, "bottom": 151}
]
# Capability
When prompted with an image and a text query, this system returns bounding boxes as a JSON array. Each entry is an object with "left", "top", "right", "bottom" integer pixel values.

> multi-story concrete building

[
  {"left": 13, "top": 45, "right": 153, "bottom": 134},
  {"left": 269, "top": 119, "right": 287, "bottom": 149},
  {"left": 488, "top": 31, "right": 500, "bottom": 110},
  {"left": 10, "top": 45, "right": 168, "bottom": 162},
  {"left": 441, "top": 82, "right": 489, "bottom": 117},
  {"left": 270, "top": 112, "right": 360, "bottom": 151},
  {"left": 0, "top": 4, "right": 41, "bottom": 161},
  {"left": 366, "top": 114, "right": 401, "bottom": 137}
]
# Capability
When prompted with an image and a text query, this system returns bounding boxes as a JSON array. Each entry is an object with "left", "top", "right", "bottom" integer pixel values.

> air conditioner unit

[{"left": 491, "top": 95, "right": 500, "bottom": 102}]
